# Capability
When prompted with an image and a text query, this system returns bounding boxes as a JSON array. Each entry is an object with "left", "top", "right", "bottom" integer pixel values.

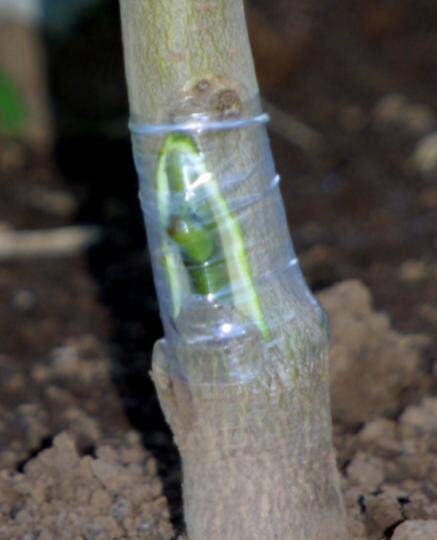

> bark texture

[
  {"left": 152, "top": 318, "right": 346, "bottom": 539},
  {"left": 120, "top": 0, "right": 258, "bottom": 122},
  {"left": 120, "top": 1, "right": 348, "bottom": 538}
]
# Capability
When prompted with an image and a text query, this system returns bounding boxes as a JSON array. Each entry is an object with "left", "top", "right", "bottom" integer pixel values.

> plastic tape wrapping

[{"left": 130, "top": 111, "right": 322, "bottom": 385}]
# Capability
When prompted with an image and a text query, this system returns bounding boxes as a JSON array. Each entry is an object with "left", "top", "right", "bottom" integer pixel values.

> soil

[
  {"left": 0, "top": 1, "right": 436, "bottom": 539},
  {"left": 0, "top": 432, "right": 173, "bottom": 540}
]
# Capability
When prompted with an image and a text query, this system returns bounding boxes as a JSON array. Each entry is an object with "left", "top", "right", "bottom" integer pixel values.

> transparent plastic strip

[
  {"left": 130, "top": 110, "right": 320, "bottom": 381},
  {"left": 129, "top": 113, "right": 270, "bottom": 136}
]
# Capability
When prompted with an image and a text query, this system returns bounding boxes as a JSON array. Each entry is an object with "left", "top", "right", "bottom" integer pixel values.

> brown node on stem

[
  {"left": 172, "top": 76, "right": 245, "bottom": 122},
  {"left": 210, "top": 89, "right": 242, "bottom": 119},
  {"left": 195, "top": 79, "right": 211, "bottom": 94}
]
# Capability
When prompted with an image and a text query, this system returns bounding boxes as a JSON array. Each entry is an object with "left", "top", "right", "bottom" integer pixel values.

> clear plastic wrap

[{"left": 130, "top": 104, "right": 325, "bottom": 382}]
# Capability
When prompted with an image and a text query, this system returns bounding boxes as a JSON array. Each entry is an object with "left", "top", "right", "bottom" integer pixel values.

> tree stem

[
  {"left": 120, "top": 1, "right": 348, "bottom": 538},
  {"left": 120, "top": 0, "right": 258, "bottom": 122}
]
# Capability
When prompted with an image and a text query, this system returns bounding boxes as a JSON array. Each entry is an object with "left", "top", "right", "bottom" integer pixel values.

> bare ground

[{"left": 0, "top": 0, "right": 436, "bottom": 538}]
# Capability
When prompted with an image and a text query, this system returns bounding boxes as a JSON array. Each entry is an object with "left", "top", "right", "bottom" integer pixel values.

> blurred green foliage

[{"left": 0, "top": 70, "right": 27, "bottom": 136}]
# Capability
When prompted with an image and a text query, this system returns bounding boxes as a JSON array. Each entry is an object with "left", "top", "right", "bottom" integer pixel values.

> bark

[
  {"left": 120, "top": 0, "right": 258, "bottom": 122},
  {"left": 119, "top": 1, "right": 348, "bottom": 538}
]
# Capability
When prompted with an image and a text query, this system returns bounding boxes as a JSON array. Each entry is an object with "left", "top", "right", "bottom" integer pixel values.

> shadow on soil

[{"left": 42, "top": 1, "right": 183, "bottom": 533}]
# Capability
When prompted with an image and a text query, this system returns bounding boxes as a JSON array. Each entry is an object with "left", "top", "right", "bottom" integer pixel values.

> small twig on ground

[
  {"left": 0, "top": 226, "right": 102, "bottom": 260},
  {"left": 262, "top": 99, "right": 323, "bottom": 153}
]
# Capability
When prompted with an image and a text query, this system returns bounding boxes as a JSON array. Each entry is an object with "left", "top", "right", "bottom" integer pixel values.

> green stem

[{"left": 157, "top": 131, "right": 269, "bottom": 339}]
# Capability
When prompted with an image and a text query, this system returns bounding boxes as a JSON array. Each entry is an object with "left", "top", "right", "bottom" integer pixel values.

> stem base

[{"left": 152, "top": 338, "right": 348, "bottom": 540}]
